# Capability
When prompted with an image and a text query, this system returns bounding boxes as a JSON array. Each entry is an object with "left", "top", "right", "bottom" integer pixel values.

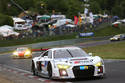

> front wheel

[
  {"left": 32, "top": 61, "right": 38, "bottom": 76},
  {"left": 117, "top": 38, "right": 120, "bottom": 41}
]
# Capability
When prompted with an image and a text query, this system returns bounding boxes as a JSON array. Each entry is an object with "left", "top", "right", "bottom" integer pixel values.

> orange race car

[{"left": 11, "top": 47, "right": 32, "bottom": 58}]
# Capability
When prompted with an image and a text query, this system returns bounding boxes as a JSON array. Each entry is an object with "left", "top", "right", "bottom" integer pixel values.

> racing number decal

[
  {"left": 37, "top": 61, "right": 48, "bottom": 71},
  {"left": 44, "top": 61, "right": 48, "bottom": 67}
]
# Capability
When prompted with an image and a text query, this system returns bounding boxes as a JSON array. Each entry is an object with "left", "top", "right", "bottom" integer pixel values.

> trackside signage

[{"left": 79, "top": 32, "right": 94, "bottom": 37}]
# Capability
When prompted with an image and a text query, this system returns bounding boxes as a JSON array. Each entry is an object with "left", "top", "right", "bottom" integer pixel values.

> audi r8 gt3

[
  {"left": 31, "top": 47, "right": 105, "bottom": 79},
  {"left": 11, "top": 47, "right": 32, "bottom": 58},
  {"left": 110, "top": 34, "right": 125, "bottom": 41}
]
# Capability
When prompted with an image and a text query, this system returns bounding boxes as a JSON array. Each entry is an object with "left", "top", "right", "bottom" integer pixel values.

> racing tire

[
  {"left": 32, "top": 61, "right": 38, "bottom": 76},
  {"left": 24, "top": 55, "right": 29, "bottom": 59},
  {"left": 11, "top": 55, "right": 18, "bottom": 59},
  {"left": 47, "top": 62, "right": 52, "bottom": 79},
  {"left": 118, "top": 38, "right": 120, "bottom": 41},
  {"left": 24, "top": 54, "right": 32, "bottom": 59}
]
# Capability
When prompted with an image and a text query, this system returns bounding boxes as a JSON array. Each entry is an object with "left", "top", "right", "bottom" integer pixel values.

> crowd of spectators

[{"left": 0, "top": 14, "right": 113, "bottom": 40}]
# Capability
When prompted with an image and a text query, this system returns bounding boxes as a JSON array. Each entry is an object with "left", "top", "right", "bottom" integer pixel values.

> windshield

[
  {"left": 53, "top": 48, "right": 88, "bottom": 59},
  {"left": 17, "top": 48, "right": 27, "bottom": 52},
  {"left": 114, "top": 35, "right": 120, "bottom": 37}
]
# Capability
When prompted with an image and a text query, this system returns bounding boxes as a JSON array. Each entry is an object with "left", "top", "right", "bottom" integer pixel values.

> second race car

[
  {"left": 110, "top": 34, "right": 125, "bottom": 41},
  {"left": 31, "top": 46, "right": 105, "bottom": 79},
  {"left": 11, "top": 47, "right": 32, "bottom": 58}
]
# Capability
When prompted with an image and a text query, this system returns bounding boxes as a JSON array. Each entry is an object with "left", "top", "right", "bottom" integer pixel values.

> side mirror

[{"left": 88, "top": 53, "right": 92, "bottom": 56}]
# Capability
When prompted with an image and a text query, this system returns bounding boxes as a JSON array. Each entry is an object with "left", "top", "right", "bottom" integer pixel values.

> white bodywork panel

[{"left": 32, "top": 47, "right": 105, "bottom": 79}]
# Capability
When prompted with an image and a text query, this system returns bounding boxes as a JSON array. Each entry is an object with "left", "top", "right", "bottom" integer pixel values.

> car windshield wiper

[{"left": 66, "top": 49, "right": 73, "bottom": 57}]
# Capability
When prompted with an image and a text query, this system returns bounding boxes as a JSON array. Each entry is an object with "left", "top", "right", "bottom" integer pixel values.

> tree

[
  {"left": 45, "top": 0, "right": 69, "bottom": 14},
  {"left": 0, "top": 0, "right": 8, "bottom": 14},
  {"left": 67, "top": 0, "right": 84, "bottom": 18},
  {"left": 112, "top": 0, "right": 125, "bottom": 18},
  {"left": 89, "top": 1, "right": 101, "bottom": 14},
  {"left": 0, "top": 0, "right": 125, "bottom": 19},
  {"left": 0, "top": 0, "right": 36, "bottom": 16},
  {"left": 0, "top": 13, "right": 13, "bottom": 26},
  {"left": 45, "top": 0, "right": 84, "bottom": 18}
]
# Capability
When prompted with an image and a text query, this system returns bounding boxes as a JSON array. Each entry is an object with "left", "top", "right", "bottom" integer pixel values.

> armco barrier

[{"left": 0, "top": 36, "right": 112, "bottom": 53}]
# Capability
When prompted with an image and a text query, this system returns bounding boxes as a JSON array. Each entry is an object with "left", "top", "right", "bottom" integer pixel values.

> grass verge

[{"left": 84, "top": 41, "right": 125, "bottom": 59}]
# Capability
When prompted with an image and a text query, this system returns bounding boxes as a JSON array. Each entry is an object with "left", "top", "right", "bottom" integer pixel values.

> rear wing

[{"left": 31, "top": 48, "right": 49, "bottom": 52}]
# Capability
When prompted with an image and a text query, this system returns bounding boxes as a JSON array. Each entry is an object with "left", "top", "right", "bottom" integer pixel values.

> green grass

[
  {"left": 84, "top": 41, "right": 125, "bottom": 59},
  {"left": 93, "top": 25, "right": 125, "bottom": 37},
  {"left": 79, "top": 24, "right": 125, "bottom": 38}
]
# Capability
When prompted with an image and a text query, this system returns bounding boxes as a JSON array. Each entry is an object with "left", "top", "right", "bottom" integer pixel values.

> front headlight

[
  {"left": 95, "top": 62, "right": 102, "bottom": 67},
  {"left": 13, "top": 51, "right": 18, "bottom": 55},
  {"left": 110, "top": 38, "right": 113, "bottom": 40},
  {"left": 25, "top": 51, "right": 31, "bottom": 55},
  {"left": 57, "top": 64, "right": 70, "bottom": 69}
]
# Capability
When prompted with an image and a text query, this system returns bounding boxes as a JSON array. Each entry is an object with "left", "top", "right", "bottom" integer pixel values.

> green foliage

[
  {"left": 89, "top": 1, "right": 101, "bottom": 13},
  {"left": 0, "top": 0, "right": 8, "bottom": 14},
  {"left": 93, "top": 0, "right": 125, "bottom": 17},
  {"left": 112, "top": 0, "right": 125, "bottom": 18},
  {"left": 45, "top": 0, "right": 84, "bottom": 18},
  {"left": 15, "top": 0, "right": 35, "bottom": 10},
  {"left": 0, "top": 0, "right": 35, "bottom": 16},
  {"left": 66, "top": 0, "right": 84, "bottom": 18},
  {"left": 46, "top": 0, "right": 68, "bottom": 12},
  {"left": 0, "top": 13, "right": 13, "bottom": 26},
  {"left": 1, "top": 0, "right": 125, "bottom": 18}
]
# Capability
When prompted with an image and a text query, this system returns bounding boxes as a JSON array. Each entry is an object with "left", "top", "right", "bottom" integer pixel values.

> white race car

[
  {"left": 31, "top": 47, "right": 105, "bottom": 79},
  {"left": 110, "top": 34, "right": 125, "bottom": 41}
]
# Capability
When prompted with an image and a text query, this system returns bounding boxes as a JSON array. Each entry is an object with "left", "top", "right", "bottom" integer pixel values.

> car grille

[{"left": 72, "top": 65, "right": 95, "bottom": 78}]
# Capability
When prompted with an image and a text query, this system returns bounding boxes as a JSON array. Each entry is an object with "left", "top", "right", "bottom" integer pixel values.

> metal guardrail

[{"left": 0, "top": 36, "right": 112, "bottom": 53}]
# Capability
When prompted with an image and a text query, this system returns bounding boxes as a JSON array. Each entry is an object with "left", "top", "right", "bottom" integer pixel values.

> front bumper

[
  {"left": 72, "top": 65, "right": 95, "bottom": 78},
  {"left": 110, "top": 38, "right": 118, "bottom": 41},
  {"left": 52, "top": 65, "right": 105, "bottom": 79},
  {"left": 11, "top": 54, "right": 32, "bottom": 59}
]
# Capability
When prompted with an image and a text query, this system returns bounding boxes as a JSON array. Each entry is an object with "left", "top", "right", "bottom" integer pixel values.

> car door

[{"left": 36, "top": 50, "right": 52, "bottom": 75}]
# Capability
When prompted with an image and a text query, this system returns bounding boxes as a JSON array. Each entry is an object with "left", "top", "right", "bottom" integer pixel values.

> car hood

[{"left": 54, "top": 56, "right": 100, "bottom": 65}]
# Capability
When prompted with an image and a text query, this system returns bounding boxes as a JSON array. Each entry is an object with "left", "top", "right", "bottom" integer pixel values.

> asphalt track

[{"left": 0, "top": 40, "right": 125, "bottom": 83}]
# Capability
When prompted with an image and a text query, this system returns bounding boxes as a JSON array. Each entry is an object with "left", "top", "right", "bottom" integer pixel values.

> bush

[{"left": 0, "top": 13, "right": 13, "bottom": 26}]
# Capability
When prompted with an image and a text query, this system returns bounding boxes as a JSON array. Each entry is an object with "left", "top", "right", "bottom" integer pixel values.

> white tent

[
  {"left": 66, "top": 24, "right": 76, "bottom": 28},
  {"left": 13, "top": 17, "right": 25, "bottom": 23},
  {"left": 0, "top": 25, "right": 14, "bottom": 30},
  {"left": 53, "top": 19, "right": 72, "bottom": 27},
  {"left": 0, "top": 25, "right": 19, "bottom": 37},
  {"left": 51, "top": 15, "right": 66, "bottom": 20},
  {"left": 112, "top": 21, "right": 121, "bottom": 25}
]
